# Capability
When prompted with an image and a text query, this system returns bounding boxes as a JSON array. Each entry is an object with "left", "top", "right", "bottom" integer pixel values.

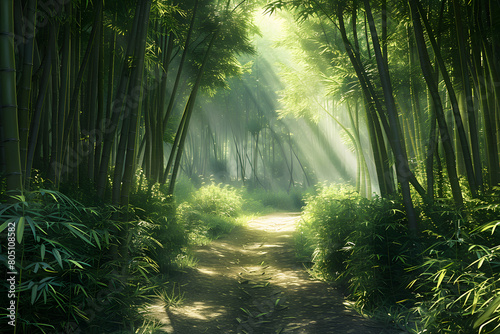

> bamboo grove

[
  {"left": 2, "top": 0, "right": 500, "bottom": 332},
  {"left": 2, "top": 0, "right": 500, "bottom": 252},
  {"left": 269, "top": 0, "right": 500, "bottom": 232},
  {"left": 0, "top": 0, "right": 259, "bottom": 206}
]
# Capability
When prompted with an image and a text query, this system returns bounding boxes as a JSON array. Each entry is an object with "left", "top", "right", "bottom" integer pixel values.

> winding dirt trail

[{"left": 151, "top": 213, "right": 403, "bottom": 333}]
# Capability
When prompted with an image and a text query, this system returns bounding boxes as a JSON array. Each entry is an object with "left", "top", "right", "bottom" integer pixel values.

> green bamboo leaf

[
  {"left": 40, "top": 276, "right": 54, "bottom": 284},
  {"left": 26, "top": 216, "right": 36, "bottom": 240},
  {"left": 436, "top": 269, "right": 446, "bottom": 288},
  {"left": 0, "top": 203, "right": 14, "bottom": 217},
  {"left": 66, "top": 223, "right": 92, "bottom": 245},
  {"left": 31, "top": 284, "right": 38, "bottom": 304},
  {"left": 91, "top": 230, "right": 101, "bottom": 249},
  {"left": 68, "top": 260, "right": 84, "bottom": 269},
  {"left": 40, "top": 244, "right": 45, "bottom": 261},
  {"left": 52, "top": 248, "right": 63, "bottom": 269},
  {"left": 479, "top": 221, "right": 500, "bottom": 234},
  {"left": 0, "top": 219, "right": 11, "bottom": 233},
  {"left": 17, "top": 216, "right": 25, "bottom": 243},
  {"left": 240, "top": 307, "right": 252, "bottom": 315},
  {"left": 474, "top": 295, "right": 500, "bottom": 329}
]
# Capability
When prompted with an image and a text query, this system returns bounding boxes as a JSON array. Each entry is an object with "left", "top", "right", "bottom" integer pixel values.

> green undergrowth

[
  {"left": 245, "top": 187, "right": 305, "bottom": 212},
  {"left": 175, "top": 178, "right": 308, "bottom": 246},
  {"left": 0, "top": 174, "right": 308, "bottom": 333},
  {"left": 296, "top": 182, "right": 500, "bottom": 334},
  {"left": 0, "top": 188, "right": 176, "bottom": 333},
  {"left": 177, "top": 182, "right": 244, "bottom": 245}
]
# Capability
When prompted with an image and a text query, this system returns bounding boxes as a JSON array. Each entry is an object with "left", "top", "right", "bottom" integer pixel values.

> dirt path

[{"left": 151, "top": 213, "right": 403, "bottom": 333}]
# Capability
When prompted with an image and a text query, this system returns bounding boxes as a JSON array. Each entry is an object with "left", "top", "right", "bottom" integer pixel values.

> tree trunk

[
  {"left": 26, "top": 24, "right": 54, "bottom": 188},
  {"left": 409, "top": 0, "right": 464, "bottom": 209},
  {"left": 452, "top": 0, "right": 483, "bottom": 193},
  {"left": 363, "top": 0, "right": 419, "bottom": 233},
  {"left": 117, "top": 0, "right": 152, "bottom": 207},
  {"left": 97, "top": 0, "right": 141, "bottom": 198},
  {"left": 0, "top": 0, "right": 23, "bottom": 193},
  {"left": 17, "top": 0, "right": 37, "bottom": 184},
  {"left": 167, "top": 31, "right": 219, "bottom": 195},
  {"left": 415, "top": 0, "right": 477, "bottom": 198}
]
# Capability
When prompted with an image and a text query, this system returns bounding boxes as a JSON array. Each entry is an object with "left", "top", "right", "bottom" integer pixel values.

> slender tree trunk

[
  {"left": 409, "top": 0, "right": 464, "bottom": 209},
  {"left": 50, "top": 2, "right": 71, "bottom": 185},
  {"left": 167, "top": 31, "right": 218, "bottom": 195},
  {"left": 337, "top": 7, "right": 396, "bottom": 197},
  {"left": 0, "top": 0, "right": 23, "bottom": 194},
  {"left": 60, "top": 0, "right": 102, "bottom": 168},
  {"left": 363, "top": 0, "right": 418, "bottom": 232},
  {"left": 478, "top": 45, "right": 500, "bottom": 187},
  {"left": 26, "top": 25, "right": 54, "bottom": 188},
  {"left": 94, "top": 15, "right": 105, "bottom": 181},
  {"left": 17, "top": 0, "right": 37, "bottom": 184},
  {"left": 162, "top": 0, "right": 199, "bottom": 132},
  {"left": 113, "top": 0, "right": 152, "bottom": 207},
  {"left": 415, "top": 0, "right": 477, "bottom": 198},
  {"left": 452, "top": 0, "right": 483, "bottom": 193},
  {"left": 97, "top": 0, "right": 140, "bottom": 198}
]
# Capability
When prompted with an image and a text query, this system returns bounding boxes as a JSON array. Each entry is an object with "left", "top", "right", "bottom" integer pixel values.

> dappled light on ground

[
  {"left": 170, "top": 301, "right": 227, "bottom": 320},
  {"left": 152, "top": 213, "right": 403, "bottom": 333}
]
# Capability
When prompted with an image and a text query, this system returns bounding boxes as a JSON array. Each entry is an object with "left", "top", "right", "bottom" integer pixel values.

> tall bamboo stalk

[
  {"left": 363, "top": 0, "right": 418, "bottom": 232},
  {"left": 409, "top": 0, "right": 464, "bottom": 209},
  {"left": 0, "top": 0, "right": 23, "bottom": 193},
  {"left": 17, "top": 0, "right": 37, "bottom": 184},
  {"left": 119, "top": 0, "right": 153, "bottom": 207}
]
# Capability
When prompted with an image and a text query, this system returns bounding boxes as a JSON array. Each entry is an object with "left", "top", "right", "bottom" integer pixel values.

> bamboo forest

[{"left": 2, "top": 0, "right": 500, "bottom": 333}]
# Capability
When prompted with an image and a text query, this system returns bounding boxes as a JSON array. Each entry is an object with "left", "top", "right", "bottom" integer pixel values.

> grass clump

[
  {"left": 178, "top": 182, "right": 243, "bottom": 244},
  {"left": 155, "top": 283, "right": 185, "bottom": 309}
]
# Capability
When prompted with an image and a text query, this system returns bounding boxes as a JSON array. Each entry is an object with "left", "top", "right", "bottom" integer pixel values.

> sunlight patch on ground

[
  {"left": 247, "top": 213, "right": 301, "bottom": 233},
  {"left": 197, "top": 268, "right": 218, "bottom": 276},
  {"left": 170, "top": 301, "right": 227, "bottom": 321},
  {"left": 243, "top": 242, "right": 285, "bottom": 250},
  {"left": 145, "top": 303, "right": 174, "bottom": 333},
  {"left": 261, "top": 244, "right": 285, "bottom": 248}
]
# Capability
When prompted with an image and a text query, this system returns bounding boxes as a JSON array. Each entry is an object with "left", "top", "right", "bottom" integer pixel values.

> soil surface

[{"left": 150, "top": 213, "right": 404, "bottom": 334}]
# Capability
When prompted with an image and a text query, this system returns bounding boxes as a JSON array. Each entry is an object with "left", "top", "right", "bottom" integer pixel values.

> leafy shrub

[
  {"left": 178, "top": 183, "right": 243, "bottom": 244},
  {"left": 190, "top": 183, "right": 242, "bottom": 218},
  {"left": 0, "top": 190, "right": 111, "bottom": 332},
  {"left": 0, "top": 190, "right": 163, "bottom": 333},
  {"left": 298, "top": 183, "right": 366, "bottom": 280},
  {"left": 299, "top": 182, "right": 500, "bottom": 333},
  {"left": 172, "top": 175, "right": 196, "bottom": 204},
  {"left": 344, "top": 197, "right": 418, "bottom": 312},
  {"left": 129, "top": 186, "right": 186, "bottom": 273},
  {"left": 406, "top": 200, "right": 500, "bottom": 334},
  {"left": 298, "top": 183, "right": 419, "bottom": 315},
  {"left": 247, "top": 187, "right": 305, "bottom": 212}
]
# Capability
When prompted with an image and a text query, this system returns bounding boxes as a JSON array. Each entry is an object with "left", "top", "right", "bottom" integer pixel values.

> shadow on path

[{"left": 150, "top": 213, "right": 404, "bottom": 334}]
